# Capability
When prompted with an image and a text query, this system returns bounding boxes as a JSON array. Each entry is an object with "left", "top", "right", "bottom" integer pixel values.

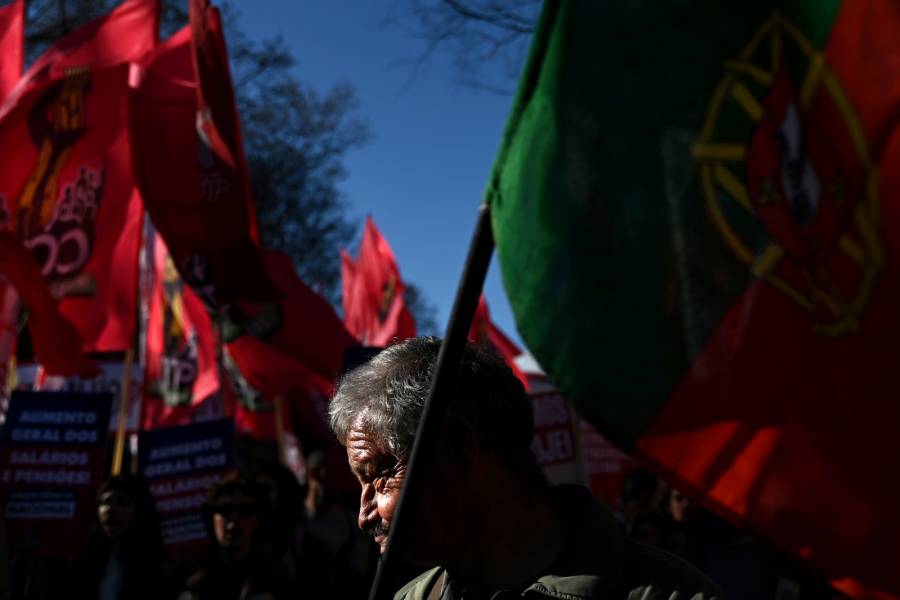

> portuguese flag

[{"left": 488, "top": 1, "right": 900, "bottom": 597}]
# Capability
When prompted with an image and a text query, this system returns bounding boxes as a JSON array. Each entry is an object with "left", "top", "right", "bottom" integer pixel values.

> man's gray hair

[{"left": 329, "top": 337, "right": 535, "bottom": 462}]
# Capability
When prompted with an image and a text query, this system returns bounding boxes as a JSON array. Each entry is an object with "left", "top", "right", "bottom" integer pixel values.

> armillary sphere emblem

[{"left": 692, "top": 11, "right": 882, "bottom": 336}]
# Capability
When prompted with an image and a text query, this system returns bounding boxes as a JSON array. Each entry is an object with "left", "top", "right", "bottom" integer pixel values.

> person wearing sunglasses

[{"left": 179, "top": 474, "right": 290, "bottom": 600}]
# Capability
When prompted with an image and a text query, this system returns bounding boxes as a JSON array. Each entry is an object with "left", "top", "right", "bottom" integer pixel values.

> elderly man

[{"left": 330, "top": 337, "right": 722, "bottom": 600}]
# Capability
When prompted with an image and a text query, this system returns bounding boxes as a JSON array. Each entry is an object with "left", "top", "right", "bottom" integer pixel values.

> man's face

[{"left": 346, "top": 421, "right": 407, "bottom": 557}]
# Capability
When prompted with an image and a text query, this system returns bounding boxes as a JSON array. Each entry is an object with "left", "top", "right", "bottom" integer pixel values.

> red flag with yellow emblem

[
  {"left": 341, "top": 217, "right": 416, "bottom": 346},
  {"left": 142, "top": 229, "right": 219, "bottom": 430},
  {"left": 0, "top": 0, "right": 158, "bottom": 353}
]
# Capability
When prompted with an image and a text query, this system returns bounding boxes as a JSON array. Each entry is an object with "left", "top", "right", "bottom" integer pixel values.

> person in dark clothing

[
  {"left": 329, "top": 337, "right": 724, "bottom": 600},
  {"left": 181, "top": 474, "right": 290, "bottom": 600},
  {"left": 250, "top": 462, "right": 331, "bottom": 597},
  {"left": 68, "top": 474, "right": 172, "bottom": 599}
]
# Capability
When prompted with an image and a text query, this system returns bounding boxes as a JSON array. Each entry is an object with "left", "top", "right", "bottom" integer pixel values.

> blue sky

[{"left": 234, "top": 1, "right": 528, "bottom": 348}]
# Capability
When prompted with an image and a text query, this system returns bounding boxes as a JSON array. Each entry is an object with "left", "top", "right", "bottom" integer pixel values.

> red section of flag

[
  {"left": 636, "top": 6, "right": 900, "bottom": 598},
  {"left": 226, "top": 251, "right": 353, "bottom": 441},
  {"left": 0, "top": 232, "right": 96, "bottom": 376},
  {"left": 2, "top": 0, "right": 158, "bottom": 117},
  {"left": 256, "top": 250, "right": 356, "bottom": 379},
  {"left": 129, "top": 21, "right": 273, "bottom": 309},
  {"left": 341, "top": 249, "right": 368, "bottom": 341},
  {"left": 467, "top": 295, "right": 528, "bottom": 390},
  {"left": 226, "top": 335, "right": 313, "bottom": 399},
  {"left": 0, "top": 64, "right": 141, "bottom": 352},
  {"left": 0, "top": 0, "right": 23, "bottom": 103},
  {"left": 142, "top": 231, "right": 219, "bottom": 430},
  {"left": 342, "top": 216, "right": 416, "bottom": 346}
]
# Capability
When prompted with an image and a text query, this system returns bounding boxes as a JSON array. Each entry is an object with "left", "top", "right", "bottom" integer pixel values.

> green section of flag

[{"left": 487, "top": 0, "right": 842, "bottom": 445}]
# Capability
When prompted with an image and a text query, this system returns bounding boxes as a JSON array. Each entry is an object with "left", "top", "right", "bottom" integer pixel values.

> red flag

[
  {"left": 227, "top": 250, "right": 357, "bottom": 382},
  {"left": 2, "top": 0, "right": 158, "bottom": 117},
  {"left": 340, "top": 250, "right": 368, "bottom": 339},
  {"left": 342, "top": 216, "right": 416, "bottom": 346},
  {"left": 0, "top": 0, "right": 23, "bottom": 103},
  {"left": 0, "top": 64, "right": 143, "bottom": 352},
  {"left": 141, "top": 229, "right": 218, "bottom": 430},
  {"left": 261, "top": 251, "right": 356, "bottom": 378},
  {"left": 225, "top": 251, "right": 355, "bottom": 441},
  {"left": 0, "top": 0, "right": 159, "bottom": 353},
  {"left": 467, "top": 295, "right": 529, "bottom": 390},
  {"left": 0, "top": 232, "right": 96, "bottom": 376},
  {"left": 129, "top": 18, "right": 273, "bottom": 310},
  {"left": 225, "top": 339, "right": 335, "bottom": 446}
]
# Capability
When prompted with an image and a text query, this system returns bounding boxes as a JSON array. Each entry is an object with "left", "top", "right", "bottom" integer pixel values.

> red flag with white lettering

[
  {"left": 142, "top": 228, "right": 219, "bottom": 430},
  {"left": 0, "top": 0, "right": 23, "bottom": 103},
  {"left": 0, "top": 64, "right": 143, "bottom": 352},
  {"left": 0, "top": 0, "right": 158, "bottom": 353},
  {"left": 0, "top": 232, "right": 96, "bottom": 376}
]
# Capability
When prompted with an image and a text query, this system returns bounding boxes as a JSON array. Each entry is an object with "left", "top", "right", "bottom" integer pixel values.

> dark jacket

[{"left": 396, "top": 485, "right": 723, "bottom": 600}]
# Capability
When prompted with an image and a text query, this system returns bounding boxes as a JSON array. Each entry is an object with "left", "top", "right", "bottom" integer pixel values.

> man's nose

[{"left": 358, "top": 483, "right": 377, "bottom": 530}]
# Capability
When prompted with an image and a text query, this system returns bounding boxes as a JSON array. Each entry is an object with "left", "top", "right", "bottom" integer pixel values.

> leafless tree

[{"left": 393, "top": 0, "right": 541, "bottom": 94}]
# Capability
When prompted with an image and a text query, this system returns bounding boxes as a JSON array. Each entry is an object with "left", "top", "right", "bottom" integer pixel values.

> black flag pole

[{"left": 367, "top": 203, "right": 495, "bottom": 600}]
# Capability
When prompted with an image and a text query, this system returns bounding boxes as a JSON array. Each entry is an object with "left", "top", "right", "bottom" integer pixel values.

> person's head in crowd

[
  {"left": 250, "top": 462, "right": 306, "bottom": 526},
  {"left": 68, "top": 474, "right": 169, "bottom": 599},
  {"left": 669, "top": 488, "right": 697, "bottom": 523},
  {"left": 202, "top": 474, "right": 268, "bottom": 563},
  {"left": 303, "top": 449, "right": 327, "bottom": 517},
  {"left": 329, "top": 337, "right": 544, "bottom": 566},
  {"left": 621, "top": 467, "right": 667, "bottom": 527},
  {"left": 95, "top": 474, "right": 162, "bottom": 547}
]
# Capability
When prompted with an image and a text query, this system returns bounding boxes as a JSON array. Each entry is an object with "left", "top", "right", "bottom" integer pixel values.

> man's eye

[{"left": 373, "top": 466, "right": 399, "bottom": 492}]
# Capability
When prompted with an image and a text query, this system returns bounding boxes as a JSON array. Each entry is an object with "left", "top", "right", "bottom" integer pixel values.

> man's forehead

[{"left": 346, "top": 420, "right": 387, "bottom": 460}]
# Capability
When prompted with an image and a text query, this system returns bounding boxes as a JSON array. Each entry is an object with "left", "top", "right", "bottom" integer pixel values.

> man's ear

[{"left": 438, "top": 415, "right": 478, "bottom": 467}]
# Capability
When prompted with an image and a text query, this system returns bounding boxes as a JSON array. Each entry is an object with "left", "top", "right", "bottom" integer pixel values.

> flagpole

[
  {"left": 111, "top": 348, "right": 135, "bottom": 476},
  {"left": 273, "top": 395, "right": 286, "bottom": 464},
  {"left": 368, "top": 204, "right": 495, "bottom": 600}
]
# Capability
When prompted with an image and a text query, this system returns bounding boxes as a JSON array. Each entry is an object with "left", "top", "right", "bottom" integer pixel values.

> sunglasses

[{"left": 211, "top": 503, "right": 256, "bottom": 517}]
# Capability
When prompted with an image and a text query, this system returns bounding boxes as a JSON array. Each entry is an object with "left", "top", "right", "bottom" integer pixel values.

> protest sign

[
  {"left": 529, "top": 375, "right": 582, "bottom": 485},
  {"left": 0, "top": 391, "right": 111, "bottom": 557},
  {"left": 15, "top": 360, "right": 142, "bottom": 433},
  {"left": 137, "top": 417, "right": 234, "bottom": 561},
  {"left": 528, "top": 373, "right": 633, "bottom": 505}
]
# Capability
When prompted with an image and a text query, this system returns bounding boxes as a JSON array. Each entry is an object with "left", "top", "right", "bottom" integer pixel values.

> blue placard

[{"left": 1, "top": 391, "right": 112, "bottom": 448}]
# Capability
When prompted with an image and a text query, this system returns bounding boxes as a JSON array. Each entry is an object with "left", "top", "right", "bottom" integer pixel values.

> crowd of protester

[
  {"left": 3, "top": 448, "right": 849, "bottom": 599},
  {"left": 6, "top": 445, "right": 378, "bottom": 600}
]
